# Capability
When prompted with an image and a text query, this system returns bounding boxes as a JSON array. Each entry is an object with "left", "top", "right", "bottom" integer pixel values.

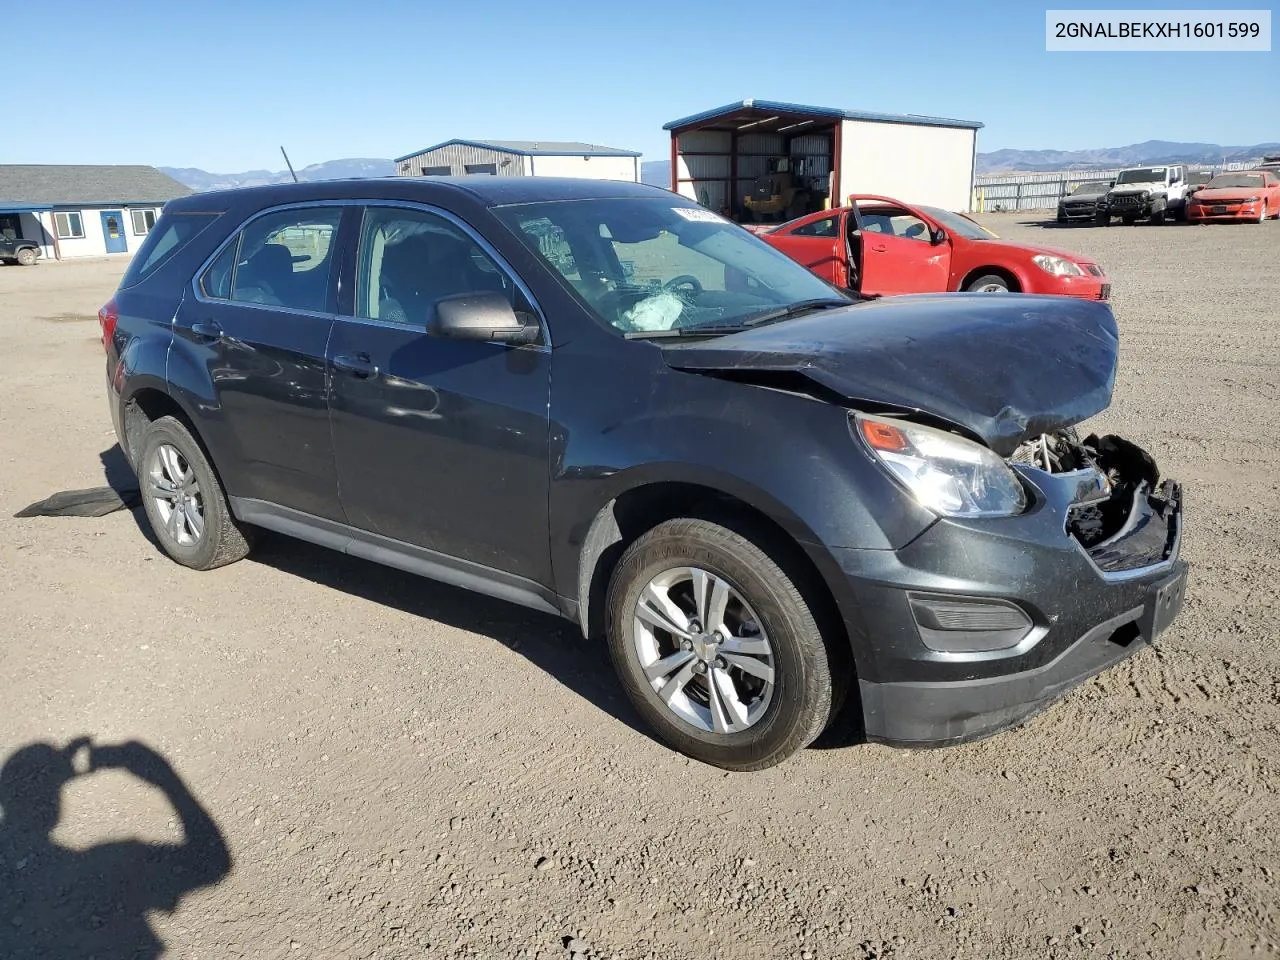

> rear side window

[
  {"left": 119, "top": 211, "right": 218, "bottom": 288},
  {"left": 199, "top": 207, "right": 342, "bottom": 313}
]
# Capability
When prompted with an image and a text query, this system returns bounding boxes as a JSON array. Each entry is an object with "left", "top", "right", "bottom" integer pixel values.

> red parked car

[
  {"left": 759, "top": 195, "right": 1110, "bottom": 301},
  {"left": 1186, "top": 171, "right": 1280, "bottom": 223}
]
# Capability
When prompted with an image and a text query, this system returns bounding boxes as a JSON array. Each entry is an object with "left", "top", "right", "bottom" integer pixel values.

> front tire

[
  {"left": 966, "top": 274, "right": 1011, "bottom": 293},
  {"left": 605, "top": 518, "right": 837, "bottom": 770},
  {"left": 1256, "top": 201, "right": 1268, "bottom": 224},
  {"left": 16, "top": 248, "right": 37, "bottom": 266},
  {"left": 138, "top": 416, "right": 251, "bottom": 571}
]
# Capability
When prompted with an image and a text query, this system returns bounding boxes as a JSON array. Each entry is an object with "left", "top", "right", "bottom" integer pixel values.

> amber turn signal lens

[{"left": 859, "top": 419, "right": 910, "bottom": 453}]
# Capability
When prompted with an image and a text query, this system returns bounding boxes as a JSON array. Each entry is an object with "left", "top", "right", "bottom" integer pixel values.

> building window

[
  {"left": 54, "top": 212, "right": 84, "bottom": 239},
  {"left": 421, "top": 165, "right": 452, "bottom": 176},
  {"left": 131, "top": 208, "right": 158, "bottom": 236},
  {"left": 464, "top": 163, "right": 498, "bottom": 175}
]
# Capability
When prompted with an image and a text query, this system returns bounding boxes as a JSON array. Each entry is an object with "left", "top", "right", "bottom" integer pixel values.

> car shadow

[
  {"left": 0, "top": 738, "right": 231, "bottom": 960},
  {"left": 99, "top": 444, "right": 161, "bottom": 549},
  {"left": 247, "top": 534, "right": 660, "bottom": 748},
  {"left": 98, "top": 444, "right": 866, "bottom": 757}
]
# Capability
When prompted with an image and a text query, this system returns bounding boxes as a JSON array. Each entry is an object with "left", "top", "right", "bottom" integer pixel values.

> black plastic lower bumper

[{"left": 859, "top": 563, "right": 1188, "bottom": 747}]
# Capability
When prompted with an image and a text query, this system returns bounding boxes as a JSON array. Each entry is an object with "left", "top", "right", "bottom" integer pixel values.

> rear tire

[
  {"left": 605, "top": 518, "right": 838, "bottom": 771},
  {"left": 137, "top": 416, "right": 251, "bottom": 571},
  {"left": 16, "top": 248, "right": 37, "bottom": 266}
]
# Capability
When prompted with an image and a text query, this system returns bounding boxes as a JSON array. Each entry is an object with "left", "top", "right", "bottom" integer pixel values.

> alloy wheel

[
  {"left": 631, "top": 566, "right": 775, "bottom": 735},
  {"left": 148, "top": 443, "right": 205, "bottom": 546}
]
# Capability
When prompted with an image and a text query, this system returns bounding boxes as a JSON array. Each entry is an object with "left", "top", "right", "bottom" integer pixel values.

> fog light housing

[{"left": 909, "top": 594, "right": 1034, "bottom": 653}]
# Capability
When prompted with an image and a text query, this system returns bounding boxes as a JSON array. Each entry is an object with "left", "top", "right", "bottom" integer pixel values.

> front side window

[
  {"left": 202, "top": 207, "right": 342, "bottom": 312},
  {"left": 790, "top": 216, "right": 838, "bottom": 238},
  {"left": 131, "top": 208, "right": 158, "bottom": 235},
  {"left": 355, "top": 207, "right": 517, "bottom": 326},
  {"left": 54, "top": 212, "right": 84, "bottom": 239},
  {"left": 857, "top": 206, "right": 932, "bottom": 242},
  {"left": 494, "top": 199, "right": 844, "bottom": 336}
]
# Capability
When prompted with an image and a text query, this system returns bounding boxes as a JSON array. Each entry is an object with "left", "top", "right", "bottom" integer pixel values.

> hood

[
  {"left": 1192, "top": 187, "right": 1260, "bottom": 201},
  {"left": 1062, "top": 191, "right": 1107, "bottom": 202},
  {"left": 661, "top": 294, "right": 1119, "bottom": 456},
  {"left": 1109, "top": 182, "right": 1163, "bottom": 195},
  {"left": 986, "top": 239, "right": 1095, "bottom": 266}
]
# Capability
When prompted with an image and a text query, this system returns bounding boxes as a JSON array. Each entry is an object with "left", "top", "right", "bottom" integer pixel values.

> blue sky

[{"left": 7, "top": 0, "right": 1275, "bottom": 171}]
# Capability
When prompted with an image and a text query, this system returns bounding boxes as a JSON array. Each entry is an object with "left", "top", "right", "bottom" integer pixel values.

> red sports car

[
  {"left": 1187, "top": 171, "right": 1280, "bottom": 223},
  {"left": 759, "top": 195, "right": 1110, "bottom": 301}
]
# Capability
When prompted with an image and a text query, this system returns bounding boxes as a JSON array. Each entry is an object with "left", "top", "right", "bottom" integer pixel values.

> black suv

[{"left": 101, "top": 178, "right": 1187, "bottom": 770}]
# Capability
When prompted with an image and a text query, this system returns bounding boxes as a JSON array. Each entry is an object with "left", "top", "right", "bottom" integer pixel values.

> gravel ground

[{"left": 1, "top": 215, "right": 1277, "bottom": 959}]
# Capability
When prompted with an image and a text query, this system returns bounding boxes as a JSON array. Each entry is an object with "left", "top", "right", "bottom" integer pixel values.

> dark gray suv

[{"left": 99, "top": 177, "right": 1188, "bottom": 770}]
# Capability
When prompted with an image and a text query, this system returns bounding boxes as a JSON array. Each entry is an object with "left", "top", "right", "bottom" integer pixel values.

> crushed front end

[{"left": 842, "top": 428, "right": 1188, "bottom": 748}]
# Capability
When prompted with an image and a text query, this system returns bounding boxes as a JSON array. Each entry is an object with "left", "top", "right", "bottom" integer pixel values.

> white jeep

[{"left": 1101, "top": 165, "right": 1188, "bottom": 225}]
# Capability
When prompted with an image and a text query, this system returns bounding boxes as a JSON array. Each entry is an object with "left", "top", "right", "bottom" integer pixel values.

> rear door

[
  {"left": 327, "top": 203, "right": 553, "bottom": 584},
  {"left": 854, "top": 202, "right": 951, "bottom": 296},
  {"left": 765, "top": 213, "right": 847, "bottom": 285},
  {"left": 172, "top": 204, "right": 347, "bottom": 521}
]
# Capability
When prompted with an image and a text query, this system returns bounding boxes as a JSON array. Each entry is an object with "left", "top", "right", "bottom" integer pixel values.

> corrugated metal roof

[
  {"left": 663, "top": 99, "right": 983, "bottom": 132},
  {"left": 394, "top": 139, "right": 641, "bottom": 163},
  {"left": 0, "top": 165, "right": 193, "bottom": 205}
]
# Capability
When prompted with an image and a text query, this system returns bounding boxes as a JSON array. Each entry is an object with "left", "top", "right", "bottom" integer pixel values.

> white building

[
  {"left": 395, "top": 139, "right": 641, "bottom": 182},
  {"left": 0, "top": 165, "right": 193, "bottom": 260},
  {"left": 664, "top": 99, "right": 983, "bottom": 217}
]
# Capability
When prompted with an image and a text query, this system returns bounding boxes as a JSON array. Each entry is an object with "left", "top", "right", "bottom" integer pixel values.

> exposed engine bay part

[{"left": 1010, "top": 429, "right": 1178, "bottom": 567}]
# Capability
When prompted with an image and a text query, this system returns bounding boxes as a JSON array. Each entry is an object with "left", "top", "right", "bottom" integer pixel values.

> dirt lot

[{"left": 1, "top": 215, "right": 1277, "bottom": 959}]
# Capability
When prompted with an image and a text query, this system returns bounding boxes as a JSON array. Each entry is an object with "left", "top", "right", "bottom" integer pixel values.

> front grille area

[
  {"left": 1069, "top": 479, "right": 1180, "bottom": 574},
  {"left": 1110, "top": 194, "right": 1144, "bottom": 207},
  {"left": 1085, "top": 264, "right": 1105, "bottom": 277}
]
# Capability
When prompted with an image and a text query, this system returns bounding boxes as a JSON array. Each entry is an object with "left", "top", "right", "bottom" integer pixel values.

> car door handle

[
  {"left": 190, "top": 320, "right": 224, "bottom": 341},
  {"left": 871, "top": 243, "right": 888, "bottom": 252},
  {"left": 333, "top": 353, "right": 378, "bottom": 378}
]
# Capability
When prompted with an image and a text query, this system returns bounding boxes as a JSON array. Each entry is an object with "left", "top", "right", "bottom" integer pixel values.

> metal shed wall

[
  {"left": 395, "top": 144, "right": 525, "bottom": 177},
  {"left": 839, "top": 120, "right": 978, "bottom": 211}
]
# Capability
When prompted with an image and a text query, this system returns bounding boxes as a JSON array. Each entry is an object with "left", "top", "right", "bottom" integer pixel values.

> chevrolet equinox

[{"left": 101, "top": 178, "right": 1188, "bottom": 770}]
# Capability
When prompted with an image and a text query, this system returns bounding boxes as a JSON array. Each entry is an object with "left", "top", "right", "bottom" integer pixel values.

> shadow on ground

[
  {"left": 248, "top": 532, "right": 665, "bottom": 747},
  {"left": 0, "top": 738, "right": 230, "bottom": 960}
]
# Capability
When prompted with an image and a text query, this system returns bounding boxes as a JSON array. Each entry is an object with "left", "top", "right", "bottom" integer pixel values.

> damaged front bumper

[{"left": 839, "top": 435, "right": 1187, "bottom": 748}]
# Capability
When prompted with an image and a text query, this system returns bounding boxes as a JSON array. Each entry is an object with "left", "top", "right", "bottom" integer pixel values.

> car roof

[{"left": 163, "top": 176, "right": 676, "bottom": 214}]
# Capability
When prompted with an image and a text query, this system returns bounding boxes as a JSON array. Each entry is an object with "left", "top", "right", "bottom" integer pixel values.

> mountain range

[
  {"left": 159, "top": 158, "right": 394, "bottom": 191},
  {"left": 976, "top": 140, "right": 1280, "bottom": 173},
  {"left": 159, "top": 140, "right": 1280, "bottom": 192}
]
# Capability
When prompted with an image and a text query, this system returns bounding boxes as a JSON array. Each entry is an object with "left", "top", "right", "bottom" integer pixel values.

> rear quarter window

[{"left": 118, "top": 211, "right": 221, "bottom": 289}]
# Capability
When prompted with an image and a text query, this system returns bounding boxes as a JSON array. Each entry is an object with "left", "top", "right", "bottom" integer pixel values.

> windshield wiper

[
  {"left": 623, "top": 324, "right": 756, "bottom": 340},
  {"left": 623, "top": 298, "right": 852, "bottom": 340},
  {"left": 741, "top": 297, "right": 853, "bottom": 327}
]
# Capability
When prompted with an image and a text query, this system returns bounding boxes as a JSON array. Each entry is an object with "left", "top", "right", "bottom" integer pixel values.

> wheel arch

[
  {"left": 120, "top": 382, "right": 225, "bottom": 486},
  {"left": 958, "top": 264, "right": 1023, "bottom": 293},
  {"left": 574, "top": 476, "right": 856, "bottom": 676}
]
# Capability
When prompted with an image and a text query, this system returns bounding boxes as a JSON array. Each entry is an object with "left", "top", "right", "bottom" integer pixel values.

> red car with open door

[{"left": 759, "top": 195, "right": 1110, "bottom": 301}]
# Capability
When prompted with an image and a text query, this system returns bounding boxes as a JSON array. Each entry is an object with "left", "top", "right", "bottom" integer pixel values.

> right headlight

[{"left": 854, "top": 413, "right": 1028, "bottom": 518}]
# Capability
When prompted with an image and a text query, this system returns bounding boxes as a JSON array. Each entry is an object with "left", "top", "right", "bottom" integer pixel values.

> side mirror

[
  {"left": 429, "top": 291, "right": 541, "bottom": 345},
  {"left": 930, "top": 228, "right": 947, "bottom": 245}
]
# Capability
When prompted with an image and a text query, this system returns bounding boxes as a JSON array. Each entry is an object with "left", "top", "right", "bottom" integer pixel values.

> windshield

[
  {"left": 1206, "top": 173, "right": 1264, "bottom": 189},
  {"left": 1188, "top": 171, "right": 1214, "bottom": 184},
  {"left": 916, "top": 206, "right": 996, "bottom": 240},
  {"left": 492, "top": 199, "right": 847, "bottom": 336},
  {"left": 1116, "top": 167, "right": 1166, "bottom": 184},
  {"left": 1071, "top": 181, "right": 1111, "bottom": 195}
]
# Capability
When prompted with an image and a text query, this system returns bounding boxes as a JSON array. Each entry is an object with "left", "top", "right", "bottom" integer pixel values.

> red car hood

[
  {"left": 976, "top": 239, "right": 1097, "bottom": 267},
  {"left": 1193, "top": 187, "right": 1263, "bottom": 201}
]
